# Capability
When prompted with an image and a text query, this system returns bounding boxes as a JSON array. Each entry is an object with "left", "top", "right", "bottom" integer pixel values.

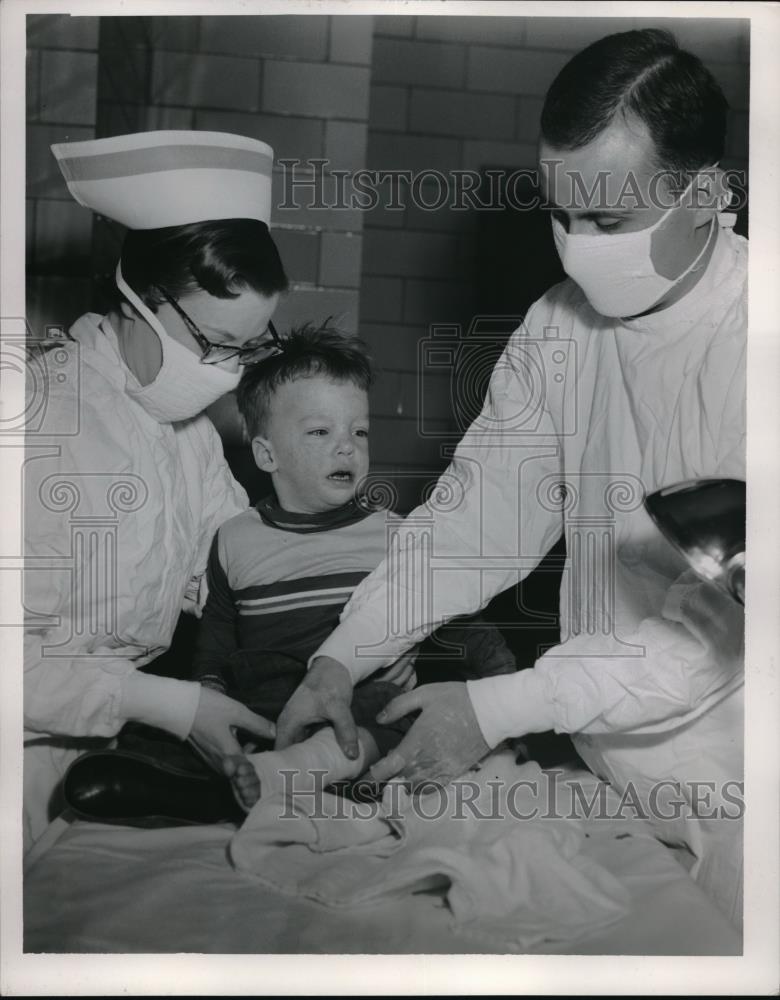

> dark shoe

[{"left": 63, "top": 750, "right": 244, "bottom": 826}]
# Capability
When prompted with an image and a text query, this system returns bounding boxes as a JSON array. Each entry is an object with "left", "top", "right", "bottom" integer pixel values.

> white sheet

[{"left": 23, "top": 769, "right": 741, "bottom": 955}]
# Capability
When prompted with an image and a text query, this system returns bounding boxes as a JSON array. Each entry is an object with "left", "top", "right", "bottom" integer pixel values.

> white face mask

[
  {"left": 115, "top": 262, "right": 241, "bottom": 423},
  {"left": 551, "top": 176, "right": 725, "bottom": 318}
]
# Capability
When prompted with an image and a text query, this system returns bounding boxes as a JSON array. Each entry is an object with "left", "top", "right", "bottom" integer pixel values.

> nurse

[
  {"left": 24, "top": 131, "right": 287, "bottom": 848},
  {"left": 275, "top": 29, "right": 747, "bottom": 925}
]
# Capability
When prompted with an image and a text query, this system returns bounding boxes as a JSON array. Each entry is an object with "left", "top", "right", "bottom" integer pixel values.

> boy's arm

[{"left": 192, "top": 533, "right": 239, "bottom": 692}]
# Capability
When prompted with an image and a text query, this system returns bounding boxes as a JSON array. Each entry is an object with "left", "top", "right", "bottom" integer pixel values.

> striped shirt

[
  {"left": 192, "top": 498, "right": 404, "bottom": 688},
  {"left": 192, "top": 496, "right": 518, "bottom": 695}
]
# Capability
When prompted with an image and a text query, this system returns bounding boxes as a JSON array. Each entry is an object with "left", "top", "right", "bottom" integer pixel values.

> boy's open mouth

[{"left": 328, "top": 471, "right": 353, "bottom": 483}]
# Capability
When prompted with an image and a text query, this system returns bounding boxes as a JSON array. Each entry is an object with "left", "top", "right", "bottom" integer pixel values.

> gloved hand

[
  {"left": 274, "top": 656, "right": 360, "bottom": 759},
  {"left": 188, "top": 686, "right": 275, "bottom": 773},
  {"left": 367, "top": 682, "right": 491, "bottom": 790}
]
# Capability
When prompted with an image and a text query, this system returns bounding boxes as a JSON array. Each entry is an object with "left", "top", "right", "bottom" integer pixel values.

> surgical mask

[
  {"left": 551, "top": 176, "right": 725, "bottom": 318},
  {"left": 115, "top": 262, "right": 241, "bottom": 423}
]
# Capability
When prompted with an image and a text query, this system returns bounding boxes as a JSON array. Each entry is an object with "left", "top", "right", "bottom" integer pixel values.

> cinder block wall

[
  {"left": 25, "top": 14, "right": 749, "bottom": 508},
  {"left": 26, "top": 14, "right": 375, "bottom": 342},
  {"left": 360, "top": 14, "right": 749, "bottom": 511},
  {"left": 26, "top": 15, "right": 99, "bottom": 338}
]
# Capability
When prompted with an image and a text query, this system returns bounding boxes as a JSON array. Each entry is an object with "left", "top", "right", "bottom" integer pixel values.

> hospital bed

[{"left": 23, "top": 764, "right": 741, "bottom": 956}]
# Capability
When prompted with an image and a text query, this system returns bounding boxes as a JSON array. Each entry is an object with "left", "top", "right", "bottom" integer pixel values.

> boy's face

[{"left": 252, "top": 374, "right": 370, "bottom": 514}]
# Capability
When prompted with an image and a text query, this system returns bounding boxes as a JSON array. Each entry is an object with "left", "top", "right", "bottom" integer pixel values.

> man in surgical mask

[{"left": 274, "top": 29, "right": 747, "bottom": 928}]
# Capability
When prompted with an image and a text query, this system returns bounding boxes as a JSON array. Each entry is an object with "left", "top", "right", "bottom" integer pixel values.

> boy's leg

[
  {"left": 226, "top": 681, "right": 411, "bottom": 811},
  {"left": 226, "top": 725, "right": 382, "bottom": 811}
]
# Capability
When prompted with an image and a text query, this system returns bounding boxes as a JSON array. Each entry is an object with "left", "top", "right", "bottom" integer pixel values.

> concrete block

[
  {"left": 319, "top": 232, "right": 363, "bottom": 288},
  {"left": 25, "top": 275, "right": 92, "bottom": 339},
  {"left": 273, "top": 287, "right": 360, "bottom": 335},
  {"left": 151, "top": 51, "right": 260, "bottom": 112},
  {"left": 360, "top": 276, "right": 404, "bottom": 322},
  {"left": 367, "top": 131, "right": 461, "bottom": 173},
  {"left": 369, "top": 416, "right": 450, "bottom": 466},
  {"left": 27, "top": 14, "right": 99, "bottom": 50},
  {"left": 39, "top": 50, "right": 97, "bottom": 126},
  {"left": 371, "top": 369, "right": 452, "bottom": 421},
  {"left": 97, "top": 44, "right": 149, "bottom": 107},
  {"left": 273, "top": 170, "right": 365, "bottom": 233},
  {"left": 524, "top": 16, "right": 635, "bottom": 51},
  {"left": 33, "top": 198, "right": 93, "bottom": 273},
  {"left": 361, "top": 201, "right": 405, "bottom": 229},
  {"left": 144, "top": 16, "right": 201, "bottom": 51},
  {"left": 466, "top": 45, "right": 570, "bottom": 96},
  {"left": 369, "top": 85, "right": 409, "bottom": 132},
  {"left": 461, "top": 139, "right": 537, "bottom": 170},
  {"left": 26, "top": 200, "right": 36, "bottom": 269},
  {"left": 27, "top": 123, "right": 95, "bottom": 199},
  {"left": 409, "top": 88, "right": 515, "bottom": 139},
  {"left": 324, "top": 120, "right": 368, "bottom": 173},
  {"left": 27, "top": 50, "right": 40, "bottom": 121},
  {"left": 405, "top": 187, "right": 478, "bottom": 233},
  {"left": 270, "top": 229, "right": 320, "bottom": 284},
  {"left": 361, "top": 321, "right": 423, "bottom": 372},
  {"left": 329, "top": 15, "right": 374, "bottom": 64},
  {"left": 195, "top": 109, "right": 324, "bottom": 162},
  {"left": 199, "top": 15, "right": 328, "bottom": 60},
  {"left": 416, "top": 14, "right": 527, "bottom": 46},
  {"left": 362, "top": 229, "right": 459, "bottom": 279},
  {"left": 402, "top": 277, "right": 471, "bottom": 324},
  {"left": 373, "top": 16, "right": 416, "bottom": 38},
  {"left": 143, "top": 105, "right": 195, "bottom": 131},
  {"left": 372, "top": 37, "right": 467, "bottom": 88},
  {"left": 263, "top": 60, "right": 370, "bottom": 120},
  {"left": 515, "top": 95, "right": 544, "bottom": 143}
]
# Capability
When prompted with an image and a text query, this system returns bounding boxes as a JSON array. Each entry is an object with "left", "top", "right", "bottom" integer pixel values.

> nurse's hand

[
  {"left": 274, "top": 656, "right": 359, "bottom": 759},
  {"left": 367, "top": 682, "right": 491, "bottom": 790},
  {"left": 188, "top": 687, "right": 276, "bottom": 773}
]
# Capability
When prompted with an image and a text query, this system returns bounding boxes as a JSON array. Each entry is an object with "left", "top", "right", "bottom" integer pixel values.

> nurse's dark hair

[
  {"left": 113, "top": 218, "right": 288, "bottom": 309},
  {"left": 540, "top": 28, "right": 729, "bottom": 178},
  {"left": 236, "top": 323, "right": 373, "bottom": 438}
]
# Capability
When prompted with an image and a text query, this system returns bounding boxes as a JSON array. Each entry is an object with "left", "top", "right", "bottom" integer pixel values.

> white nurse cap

[{"left": 51, "top": 130, "right": 273, "bottom": 229}]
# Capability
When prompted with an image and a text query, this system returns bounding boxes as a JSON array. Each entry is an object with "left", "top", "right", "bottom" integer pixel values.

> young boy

[
  {"left": 64, "top": 325, "right": 517, "bottom": 821},
  {"left": 197, "top": 324, "right": 519, "bottom": 810}
]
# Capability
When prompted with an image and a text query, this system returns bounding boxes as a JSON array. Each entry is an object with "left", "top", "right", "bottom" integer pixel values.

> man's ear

[
  {"left": 252, "top": 435, "right": 277, "bottom": 473},
  {"left": 691, "top": 166, "right": 727, "bottom": 226},
  {"left": 118, "top": 299, "right": 136, "bottom": 320}
]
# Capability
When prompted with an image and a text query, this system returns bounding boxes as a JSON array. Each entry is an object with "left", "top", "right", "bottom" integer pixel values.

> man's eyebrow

[{"left": 545, "top": 203, "right": 634, "bottom": 219}]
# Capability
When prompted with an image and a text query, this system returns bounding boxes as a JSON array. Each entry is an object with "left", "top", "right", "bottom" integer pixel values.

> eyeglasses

[{"left": 157, "top": 287, "right": 283, "bottom": 366}]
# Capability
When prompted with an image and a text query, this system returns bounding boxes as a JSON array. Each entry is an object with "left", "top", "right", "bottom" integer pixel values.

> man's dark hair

[
  {"left": 236, "top": 323, "right": 373, "bottom": 438},
  {"left": 540, "top": 28, "right": 729, "bottom": 176},
  {"left": 114, "top": 218, "right": 289, "bottom": 310}
]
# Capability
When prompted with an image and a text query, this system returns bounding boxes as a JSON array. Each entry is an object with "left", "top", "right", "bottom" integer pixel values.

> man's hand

[
  {"left": 188, "top": 686, "right": 275, "bottom": 772},
  {"left": 368, "top": 682, "right": 491, "bottom": 790},
  {"left": 274, "top": 656, "right": 359, "bottom": 758}
]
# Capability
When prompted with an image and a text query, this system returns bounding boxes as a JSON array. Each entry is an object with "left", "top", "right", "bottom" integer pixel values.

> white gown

[
  {"left": 23, "top": 313, "right": 247, "bottom": 848},
  {"left": 317, "top": 218, "right": 747, "bottom": 925}
]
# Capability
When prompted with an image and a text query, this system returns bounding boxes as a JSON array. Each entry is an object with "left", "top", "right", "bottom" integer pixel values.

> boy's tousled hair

[
  {"left": 540, "top": 28, "right": 729, "bottom": 178},
  {"left": 236, "top": 323, "right": 373, "bottom": 438}
]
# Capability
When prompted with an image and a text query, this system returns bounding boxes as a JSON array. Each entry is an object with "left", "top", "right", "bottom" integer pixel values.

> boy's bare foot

[
  {"left": 223, "top": 754, "right": 261, "bottom": 812},
  {"left": 224, "top": 727, "right": 382, "bottom": 816}
]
